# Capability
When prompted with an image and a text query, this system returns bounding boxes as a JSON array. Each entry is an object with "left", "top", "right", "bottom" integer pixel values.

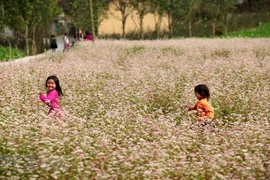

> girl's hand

[
  {"left": 39, "top": 92, "right": 44, "bottom": 96},
  {"left": 185, "top": 105, "right": 194, "bottom": 111}
]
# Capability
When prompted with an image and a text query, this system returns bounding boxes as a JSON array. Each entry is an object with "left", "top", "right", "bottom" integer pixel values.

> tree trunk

[
  {"left": 32, "top": 25, "right": 37, "bottom": 55},
  {"left": 8, "top": 40, "right": 12, "bottom": 59},
  {"left": 212, "top": 19, "right": 216, "bottom": 37},
  {"left": 139, "top": 13, "right": 144, "bottom": 40},
  {"left": 158, "top": 16, "right": 162, "bottom": 38},
  {"left": 3, "top": 33, "right": 12, "bottom": 59},
  {"left": 89, "top": 0, "right": 95, "bottom": 42},
  {"left": 188, "top": 20, "right": 192, "bottom": 37},
  {"left": 25, "top": 25, "right": 29, "bottom": 55},
  {"left": 122, "top": 17, "right": 126, "bottom": 39},
  {"left": 168, "top": 10, "right": 173, "bottom": 38},
  {"left": 154, "top": 13, "right": 162, "bottom": 39},
  {"left": 224, "top": 12, "right": 228, "bottom": 35},
  {"left": 121, "top": 13, "right": 126, "bottom": 39}
]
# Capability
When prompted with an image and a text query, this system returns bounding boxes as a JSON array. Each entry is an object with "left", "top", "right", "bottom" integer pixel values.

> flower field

[{"left": 0, "top": 38, "right": 269, "bottom": 179}]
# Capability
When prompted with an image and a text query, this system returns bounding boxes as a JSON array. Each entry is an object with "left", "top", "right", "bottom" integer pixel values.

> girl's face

[
  {"left": 46, "top": 79, "right": 56, "bottom": 91},
  {"left": 195, "top": 92, "right": 204, "bottom": 100}
]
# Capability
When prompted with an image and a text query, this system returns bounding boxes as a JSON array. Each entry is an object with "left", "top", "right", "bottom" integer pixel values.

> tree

[
  {"left": 220, "top": 0, "right": 235, "bottom": 35},
  {"left": 149, "top": 0, "right": 165, "bottom": 38},
  {"left": 165, "top": 0, "right": 184, "bottom": 38},
  {"left": 110, "top": 0, "right": 134, "bottom": 39},
  {"left": 29, "top": 0, "right": 61, "bottom": 54},
  {"left": 65, "top": 0, "right": 89, "bottom": 35},
  {"left": 163, "top": 0, "right": 175, "bottom": 38},
  {"left": 67, "top": 0, "right": 110, "bottom": 37},
  {"left": 0, "top": 0, "right": 12, "bottom": 58},
  {"left": 150, "top": 0, "right": 194, "bottom": 38},
  {"left": 203, "top": 0, "right": 235, "bottom": 36},
  {"left": 204, "top": 0, "right": 221, "bottom": 37},
  {"left": 2, "top": 0, "right": 31, "bottom": 55},
  {"left": 89, "top": 0, "right": 95, "bottom": 42},
  {"left": 1, "top": 0, "right": 60, "bottom": 55},
  {"left": 130, "top": 0, "right": 151, "bottom": 39},
  {"left": 0, "top": 0, "right": 5, "bottom": 30},
  {"left": 182, "top": 0, "right": 202, "bottom": 37}
]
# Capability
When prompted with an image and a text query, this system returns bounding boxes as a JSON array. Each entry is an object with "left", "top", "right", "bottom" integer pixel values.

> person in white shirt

[{"left": 63, "top": 33, "right": 70, "bottom": 52}]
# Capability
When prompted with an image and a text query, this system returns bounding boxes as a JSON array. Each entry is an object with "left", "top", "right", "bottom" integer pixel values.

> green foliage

[
  {"left": 126, "top": 45, "right": 146, "bottom": 56},
  {"left": 160, "top": 46, "right": 183, "bottom": 56},
  {"left": 222, "top": 22, "right": 270, "bottom": 38},
  {"left": 0, "top": 46, "right": 25, "bottom": 62},
  {"left": 67, "top": 0, "right": 110, "bottom": 34},
  {"left": 1, "top": 0, "right": 62, "bottom": 55}
]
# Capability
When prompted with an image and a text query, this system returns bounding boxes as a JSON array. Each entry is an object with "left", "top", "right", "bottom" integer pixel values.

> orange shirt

[{"left": 194, "top": 98, "right": 214, "bottom": 120}]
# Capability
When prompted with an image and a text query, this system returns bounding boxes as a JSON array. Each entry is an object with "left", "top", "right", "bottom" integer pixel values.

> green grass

[
  {"left": 0, "top": 46, "right": 25, "bottom": 62},
  {"left": 222, "top": 22, "right": 270, "bottom": 38}
]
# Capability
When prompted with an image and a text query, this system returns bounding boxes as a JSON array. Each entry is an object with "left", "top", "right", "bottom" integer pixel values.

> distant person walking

[
  {"left": 85, "top": 32, "right": 92, "bottom": 41},
  {"left": 78, "top": 30, "right": 83, "bottom": 41},
  {"left": 63, "top": 33, "right": 70, "bottom": 52},
  {"left": 50, "top": 35, "right": 58, "bottom": 52}
]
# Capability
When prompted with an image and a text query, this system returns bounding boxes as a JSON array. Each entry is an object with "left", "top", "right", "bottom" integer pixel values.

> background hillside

[{"left": 1, "top": 0, "right": 270, "bottom": 58}]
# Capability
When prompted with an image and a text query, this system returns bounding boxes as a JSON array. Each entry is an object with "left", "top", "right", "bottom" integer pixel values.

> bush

[
  {"left": 0, "top": 46, "right": 25, "bottom": 62},
  {"left": 222, "top": 22, "right": 270, "bottom": 38}
]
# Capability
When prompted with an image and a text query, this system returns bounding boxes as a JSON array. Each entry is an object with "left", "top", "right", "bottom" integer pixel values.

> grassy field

[
  {"left": 0, "top": 38, "right": 269, "bottom": 179},
  {"left": 222, "top": 22, "right": 270, "bottom": 38}
]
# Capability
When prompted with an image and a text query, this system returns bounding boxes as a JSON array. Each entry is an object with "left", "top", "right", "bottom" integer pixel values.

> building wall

[{"left": 98, "top": 7, "right": 169, "bottom": 35}]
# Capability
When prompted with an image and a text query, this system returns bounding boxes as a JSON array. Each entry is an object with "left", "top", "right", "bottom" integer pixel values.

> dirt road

[{"left": 0, "top": 35, "right": 74, "bottom": 66}]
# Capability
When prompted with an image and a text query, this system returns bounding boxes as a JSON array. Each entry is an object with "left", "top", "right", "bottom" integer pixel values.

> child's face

[
  {"left": 46, "top": 79, "right": 56, "bottom": 91},
  {"left": 195, "top": 92, "right": 204, "bottom": 100}
]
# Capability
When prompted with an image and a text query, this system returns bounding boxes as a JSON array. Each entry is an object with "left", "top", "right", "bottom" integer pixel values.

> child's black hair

[
  {"left": 194, "top": 84, "right": 210, "bottom": 100},
  {"left": 45, "top": 75, "right": 63, "bottom": 96}
]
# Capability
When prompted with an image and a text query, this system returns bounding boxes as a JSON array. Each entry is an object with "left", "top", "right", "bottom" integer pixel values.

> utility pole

[{"left": 89, "top": 0, "right": 95, "bottom": 42}]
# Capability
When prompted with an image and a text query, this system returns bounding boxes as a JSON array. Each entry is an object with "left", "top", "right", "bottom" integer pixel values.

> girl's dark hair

[
  {"left": 45, "top": 75, "right": 63, "bottom": 96},
  {"left": 194, "top": 84, "right": 210, "bottom": 100}
]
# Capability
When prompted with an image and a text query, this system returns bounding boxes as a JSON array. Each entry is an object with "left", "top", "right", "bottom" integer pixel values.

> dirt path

[{"left": 0, "top": 35, "right": 72, "bottom": 66}]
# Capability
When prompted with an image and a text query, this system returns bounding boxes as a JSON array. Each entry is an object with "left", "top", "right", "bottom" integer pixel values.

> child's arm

[
  {"left": 39, "top": 92, "right": 47, "bottom": 103},
  {"left": 39, "top": 90, "right": 57, "bottom": 104},
  {"left": 184, "top": 105, "right": 196, "bottom": 111}
]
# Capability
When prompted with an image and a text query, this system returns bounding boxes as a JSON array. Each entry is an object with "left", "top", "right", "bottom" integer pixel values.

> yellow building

[{"left": 98, "top": 3, "right": 169, "bottom": 36}]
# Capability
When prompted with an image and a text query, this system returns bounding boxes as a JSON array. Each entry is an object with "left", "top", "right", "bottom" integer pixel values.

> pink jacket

[
  {"left": 86, "top": 34, "right": 92, "bottom": 41},
  {"left": 40, "top": 89, "right": 61, "bottom": 114}
]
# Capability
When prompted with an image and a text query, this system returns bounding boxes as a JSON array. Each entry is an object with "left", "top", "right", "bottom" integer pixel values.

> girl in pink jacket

[{"left": 39, "top": 75, "right": 63, "bottom": 118}]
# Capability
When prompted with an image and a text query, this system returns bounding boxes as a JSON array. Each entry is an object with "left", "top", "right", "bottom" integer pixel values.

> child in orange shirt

[{"left": 185, "top": 84, "right": 214, "bottom": 124}]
